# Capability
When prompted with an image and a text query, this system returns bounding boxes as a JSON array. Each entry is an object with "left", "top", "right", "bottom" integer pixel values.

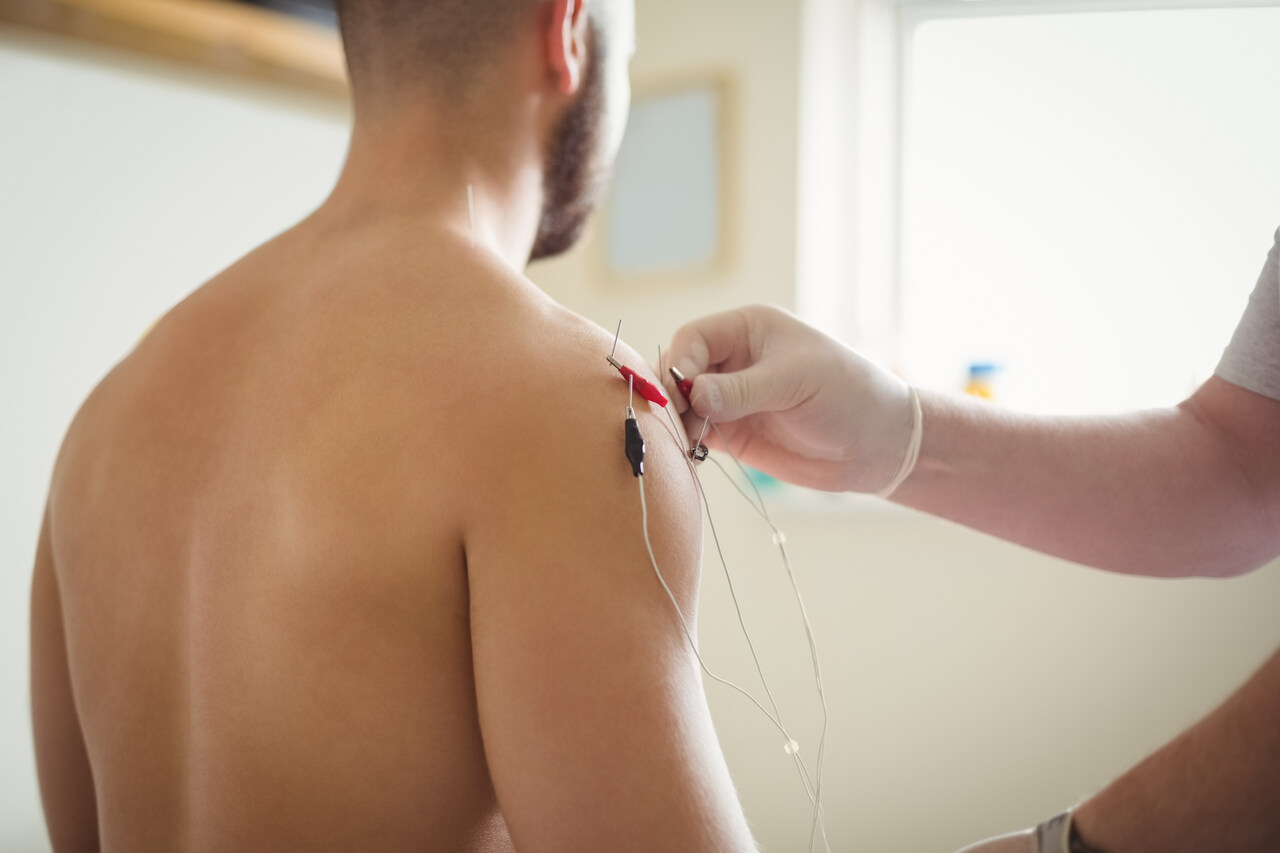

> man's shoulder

[
  {"left": 452, "top": 271, "right": 699, "bottom": 547},
  {"left": 435, "top": 255, "right": 633, "bottom": 424}
]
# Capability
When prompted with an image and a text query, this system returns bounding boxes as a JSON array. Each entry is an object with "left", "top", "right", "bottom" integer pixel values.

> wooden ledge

[{"left": 0, "top": 0, "right": 348, "bottom": 98}]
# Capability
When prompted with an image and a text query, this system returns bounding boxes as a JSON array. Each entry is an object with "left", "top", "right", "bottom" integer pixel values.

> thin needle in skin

[
  {"left": 611, "top": 320, "right": 622, "bottom": 360},
  {"left": 694, "top": 416, "right": 711, "bottom": 450},
  {"left": 466, "top": 184, "right": 476, "bottom": 246}
]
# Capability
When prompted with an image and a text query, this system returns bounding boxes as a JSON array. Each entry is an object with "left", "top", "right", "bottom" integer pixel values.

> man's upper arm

[
  {"left": 464, "top": 373, "right": 755, "bottom": 852},
  {"left": 30, "top": 503, "right": 99, "bottom": 852}
]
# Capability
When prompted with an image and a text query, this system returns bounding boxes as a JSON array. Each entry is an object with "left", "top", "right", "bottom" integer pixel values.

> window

[{"left": 801, "top": 0, "right": 1280, "bottom": 413}]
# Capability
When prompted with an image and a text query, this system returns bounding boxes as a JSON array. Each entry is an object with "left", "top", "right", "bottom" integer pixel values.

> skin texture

[
  {"left": 1072, "top": 645, "right": 1280, "bottom": 853},
  {"left": 898, "top": 376, "right": 1280, "bottom": 579},
  {"left": 665, "top": 303, "right": 1280, "bottom": 850},
  {"left": 30, "top": 2, "right": 757, "bottom": 851}
]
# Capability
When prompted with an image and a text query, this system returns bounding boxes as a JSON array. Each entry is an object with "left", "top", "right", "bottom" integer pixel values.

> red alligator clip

[
  {"left": 607, "top": 356, "right": 669, "bottom": 408},
  {"left": 667, "top": 366, "right": 694, "bottom": 402}
]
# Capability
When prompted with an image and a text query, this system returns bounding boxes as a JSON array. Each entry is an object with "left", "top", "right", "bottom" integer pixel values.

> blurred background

[{"left": 2, "top": 0, "right": 1279, "bottom": 850}]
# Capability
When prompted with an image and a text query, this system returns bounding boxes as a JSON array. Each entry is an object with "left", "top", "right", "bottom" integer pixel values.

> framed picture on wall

[{"left": 599, "top": 74, "right": 735, "bottom": 287}]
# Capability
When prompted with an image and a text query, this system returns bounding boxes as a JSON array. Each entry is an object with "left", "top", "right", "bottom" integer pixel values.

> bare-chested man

[{"left": 29, "top": 1, "right": 758, "bottom": 850}]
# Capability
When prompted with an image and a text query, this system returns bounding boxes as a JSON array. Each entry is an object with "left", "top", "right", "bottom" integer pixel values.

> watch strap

[
  {"left": 1035, "top": 811, "right": 1072, "bottom": 853},
  {"left": 1035, "top": 810, "right": 1110, "bottom": 853}
]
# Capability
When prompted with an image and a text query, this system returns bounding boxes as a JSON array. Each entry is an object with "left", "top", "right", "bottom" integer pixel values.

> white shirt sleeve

[{"left": 1215, "top": 227, "right": 1280, "bottom": 401}]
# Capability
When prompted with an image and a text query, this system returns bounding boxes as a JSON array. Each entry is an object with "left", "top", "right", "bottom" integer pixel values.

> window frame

[{"left": 798, "top": 0, "right": 1280, "bottom": 366}]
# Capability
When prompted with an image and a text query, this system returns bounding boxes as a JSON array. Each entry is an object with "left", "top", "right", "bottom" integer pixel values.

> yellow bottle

[{"left": 965, "top": 363, "right": 999, "bottom": 400}]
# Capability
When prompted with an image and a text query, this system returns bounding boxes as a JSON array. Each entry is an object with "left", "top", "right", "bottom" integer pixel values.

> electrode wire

[
  {"left": 660, "top": 395, "right": 691, "bottom": 456},
  {"left": 645, "top": 351, "right": 828, "bottom": 847},
  {"left": 637, "top": 470, "right": 821, "bottom": 808},
  {"left": 704, "top": 443, "right": 769, "bottom": 518},
  {"left": 700, "top": 449, "right": 831, "bottom": 851},
  {"left": 708, "top": 423, "right": 831, "bottom": 853},
  {"left": 635, "top": 475, "right": 799, "bottom": 749},
  {"left": 688, "top": 464, "right": 822, "bottom": 803},
  {"left": 707, "top": 430, "right": 828, "bottom": 694},
  {"left": 653, "top": 351, "right": 787, "bottom": 735},
  {"left": 651, "top": 387, "right": 824, "bottom": 809},
  {"left": 706, "top": 455, "right": 768, "bottom": 517}
]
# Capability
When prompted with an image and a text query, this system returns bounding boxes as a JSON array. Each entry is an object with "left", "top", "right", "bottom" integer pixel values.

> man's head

[{"left": 334, "top": 0, "right": 635, "bottom": 262}]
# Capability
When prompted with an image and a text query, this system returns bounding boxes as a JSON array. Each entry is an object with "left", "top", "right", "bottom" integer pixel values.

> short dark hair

[{"left": 335, "top": 0, "right": 533, "bottom": 102}]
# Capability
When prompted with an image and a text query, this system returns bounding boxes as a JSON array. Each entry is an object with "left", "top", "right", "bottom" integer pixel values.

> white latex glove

[{"left": 662, "top": 305, "right": 915, "bottom": 493}]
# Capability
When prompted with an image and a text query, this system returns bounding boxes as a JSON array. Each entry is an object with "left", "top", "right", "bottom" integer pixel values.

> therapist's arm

[
  {"left": 896, "top": 375, "right": 1280, "bottom": 577},
  {"left": 665, "top": 306, "right": 1280, "bottom": 578},
  {"left": 1070, "top": 644, "right": 1280, "bottom": 853}
]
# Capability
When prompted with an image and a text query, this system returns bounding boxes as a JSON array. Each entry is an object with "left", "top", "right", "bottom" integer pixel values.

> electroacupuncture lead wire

[
  {"left": 652, "top": 390, "right": 828, "bottom": 828},
  {"left": 708, "top": 423, "right": 831, "bottom": 853},
  {"left": 627, "top": 346, "right": 831, "bottom": 851},
  {"left": 635, "top": 474, "right": 802, "bottom": 749},
  {"left": 652, "top": 405, "right": 823, "bottom": 809}
]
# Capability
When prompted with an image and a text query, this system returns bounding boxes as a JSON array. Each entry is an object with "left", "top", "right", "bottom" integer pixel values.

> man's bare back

[
  {"left": 31, "top": 2, "right": 759, "bottom": 849},
  {"left": 32, "top": 210, "right": 729, "bottom": 850},
  {"left": 37, "top": 217, "right": 516, "bottom": 849}
]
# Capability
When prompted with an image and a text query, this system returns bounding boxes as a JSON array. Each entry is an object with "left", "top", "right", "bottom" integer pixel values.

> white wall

[
  {"left": 531, "top": 0, "right": 804, "bottom": 352},
  {"left": 531, "top": 1, "right": 1280, "bottom": 851},
  {"left": 0, "top": 26, "right": 350, "bottom": 850},
  {"left": 4, "top": 5, "right": 1280, "bottom": 853}
]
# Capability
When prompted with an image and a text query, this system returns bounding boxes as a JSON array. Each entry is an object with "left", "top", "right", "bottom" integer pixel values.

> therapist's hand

[{"left": 663, "top": 305, "right": 914, "bottom": 493}]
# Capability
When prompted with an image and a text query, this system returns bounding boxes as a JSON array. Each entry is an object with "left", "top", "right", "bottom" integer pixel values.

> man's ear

[{"left": 546, "top": 0, "right": 589, "bottom": 95}]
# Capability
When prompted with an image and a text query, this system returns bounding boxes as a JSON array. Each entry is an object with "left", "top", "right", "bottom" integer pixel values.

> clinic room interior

[{"left": 2, "top": 0, "right": 1279, "bottom": 851}]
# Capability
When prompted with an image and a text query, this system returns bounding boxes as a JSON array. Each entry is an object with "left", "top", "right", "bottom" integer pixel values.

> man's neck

[{"left": 320, "top": 107, "right": 547, "bottom": 272}]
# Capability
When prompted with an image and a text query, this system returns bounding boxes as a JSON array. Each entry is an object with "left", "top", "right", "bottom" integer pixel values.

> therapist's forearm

[
  {"left": 892, "top": 378, "right": 1280, "bottom": 578},
  {"left": 1071, "top": 645, "right": 1280, "bottom": 853}
]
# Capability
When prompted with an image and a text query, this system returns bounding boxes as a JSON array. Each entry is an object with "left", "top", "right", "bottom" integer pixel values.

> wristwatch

[{"left": 1036, "top": 811, "right": 1110, "bottom": 853}]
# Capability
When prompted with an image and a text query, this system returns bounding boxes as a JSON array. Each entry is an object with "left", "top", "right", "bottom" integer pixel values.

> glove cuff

[{"left": 876, "top": 385, "right": 923, "bottom": 498}]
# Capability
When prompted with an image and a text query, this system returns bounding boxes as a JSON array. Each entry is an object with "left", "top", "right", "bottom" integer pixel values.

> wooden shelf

[{"left": 0, "top": 0, "right": 348, "bottom": 98}]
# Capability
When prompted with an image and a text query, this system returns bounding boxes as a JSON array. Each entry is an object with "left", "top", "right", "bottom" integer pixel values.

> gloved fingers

[
  {"left": 665, "top": 312, "right": 732, "bottom": 415},
  {"left": 687, "top": 359, "right": 794, "bottom": 422},
  {"left": 666, "top": 305, "right": 817, "bottom": 416},
  {"left": 666, "top": 305, "right": 780, "bottom": 391},
  {"left": 675, "top": 420, "right": 856, "bottom": 492},
  {"left": 719, "top": 432, "right": 856, "bottom": 492},
  {"left": 667, "top": 307, "right": 747, "bottom": 373}
]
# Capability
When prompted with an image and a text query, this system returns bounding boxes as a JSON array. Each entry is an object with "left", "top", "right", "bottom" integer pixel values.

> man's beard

[{"left": 529, "top": 27, "right": 610, "bottom": 262}]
